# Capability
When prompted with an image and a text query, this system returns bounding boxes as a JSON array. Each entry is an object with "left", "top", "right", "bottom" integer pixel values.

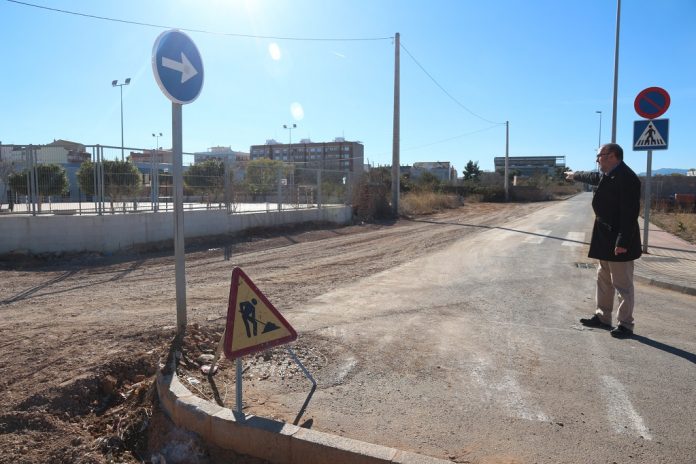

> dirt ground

[{"left": 0, "top": 201, "right": 546, "bottom": 463}]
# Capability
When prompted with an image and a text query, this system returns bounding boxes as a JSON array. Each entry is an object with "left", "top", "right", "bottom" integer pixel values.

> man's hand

[
  {"left": 615, "top": 246, "right": 627, "bottom": 255},
  {"left": 565, "top": 171, "right": 575, "bottom": 181}
]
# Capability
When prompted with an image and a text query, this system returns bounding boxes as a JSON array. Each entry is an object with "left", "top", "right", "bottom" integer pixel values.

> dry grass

[
  {"left": 398, "top": 190, "right": 696, "bottom": 245},
  {"left": 648, "top": 210, "right": 696, "bottom": 245},
  {"left": 399, "top": 192, "right": 462, "bottom": 217}
]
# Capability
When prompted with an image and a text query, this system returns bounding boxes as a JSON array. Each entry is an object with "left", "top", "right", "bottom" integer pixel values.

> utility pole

[{"left": 391, "top": 32, "right": 400, "bottom": 217}]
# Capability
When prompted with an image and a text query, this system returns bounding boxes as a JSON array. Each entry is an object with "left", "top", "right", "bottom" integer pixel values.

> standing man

[{"left": 566, "top": 143, "right": 642, "bottom": 339}]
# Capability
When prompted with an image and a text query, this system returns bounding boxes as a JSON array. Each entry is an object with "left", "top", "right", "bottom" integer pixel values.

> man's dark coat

[{"left": 573, "top": 162, "right": 642, "bottom": 262}]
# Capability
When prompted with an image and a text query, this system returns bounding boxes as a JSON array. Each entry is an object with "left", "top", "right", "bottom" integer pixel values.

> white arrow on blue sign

[{"left": 152, "top": 30, "right": 204, "bottom": 104}]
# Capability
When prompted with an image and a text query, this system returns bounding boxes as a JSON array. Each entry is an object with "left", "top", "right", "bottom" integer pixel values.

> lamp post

[
  {"left": 281, "top": 124, "right": 297, "bottom": 210},
  {"left": 595, "top": 110, "right": 602, "bottom": 149},
  {"left": 152, "top": 132, "right": 162, "bottom": 151},
  {"left": 283, "top": 123, "right": 296, "bottom": 148},
  {"left": 112, "top": 78, "right": 131, "bottom": 161},
  {"left": 611, "top": 0, "right": 621, "bottom": 143},
  {"left": 151, "top": 132, "right": 162, "bottom": 209}
]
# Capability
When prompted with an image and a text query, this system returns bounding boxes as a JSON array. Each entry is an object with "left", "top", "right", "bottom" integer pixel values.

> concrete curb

[
  {"left": 634, "top": 274, "right": 696, "bottom": 297},
  {"left": 156, "top": 367, "right": 450, "bottom": 464}
]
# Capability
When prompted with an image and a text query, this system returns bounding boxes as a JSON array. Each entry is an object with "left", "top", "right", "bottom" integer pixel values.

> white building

[
  {"left": 193, "top": 146, "right": 249, "bottom": 164},
  {"left": 411, "top": 161, "right": 456, "bottom": 182},
  {"left": 0, "top": 140, "right": 89, "bottom": 165}
]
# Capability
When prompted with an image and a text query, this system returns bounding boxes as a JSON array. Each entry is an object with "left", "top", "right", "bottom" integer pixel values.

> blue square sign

[{"left": 633, "top": 119, "right": 669, "bottom": 151}]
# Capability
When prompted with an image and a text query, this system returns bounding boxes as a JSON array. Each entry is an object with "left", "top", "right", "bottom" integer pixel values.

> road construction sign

[
  {"left": 633, "top": 119, "right": 669, "bottom": 151},
  {"left": 223, "top": 267, "right": 297, "bottom": 359}
]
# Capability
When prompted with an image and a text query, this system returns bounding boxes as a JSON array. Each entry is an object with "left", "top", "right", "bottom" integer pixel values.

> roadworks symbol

[{"left": 223, "top": 267, "right": 297, "bottom": 359}]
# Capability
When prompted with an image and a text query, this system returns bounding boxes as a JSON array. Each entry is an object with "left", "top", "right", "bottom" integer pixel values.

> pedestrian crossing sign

[
  {"left": 223, "top": 267, "right": 297, "bottom": 359},
  {"left": 633, "top": 119, "right": 669, "bottom": 151}
]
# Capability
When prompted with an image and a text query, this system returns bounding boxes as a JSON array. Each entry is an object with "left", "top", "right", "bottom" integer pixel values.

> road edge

[
  {"left": 156, "top": 363, "right": 450, "bottom": 464},
  {"left": 634, "top": 274, "right": 696, "bottom": 296}
]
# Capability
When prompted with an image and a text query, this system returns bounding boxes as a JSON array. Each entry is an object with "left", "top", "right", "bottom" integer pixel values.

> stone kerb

[{"left": 156, "top": 365, "right": 450, "bottom": 464}]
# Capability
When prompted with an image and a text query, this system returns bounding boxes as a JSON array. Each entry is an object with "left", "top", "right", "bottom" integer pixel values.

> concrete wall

[{"left": 0, "top": 206, "right": 352, "bottom": 255}]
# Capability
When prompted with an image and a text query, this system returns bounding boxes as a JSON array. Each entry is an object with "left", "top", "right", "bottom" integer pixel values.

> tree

[
  {"left": 0, "top": 160, "right": 17, "bottom": 209},
  {"left": 399, "top": 173, "right": 413, "bottom": 193},
  {"left": 416, "top": 171, "right": 441, "bottom": 191},
  {"left": 0, "top": 160, "right": 15, "bottom": 186},
  {"left": 368, "top": 166, "right": 392, "bottom": 188},
  {"left": 184, "top": 160, "right": 226, "bottom": 202},
  {"left": 244, "top": 158, "right": 287, "bottom": 196},
  {"left": 463, "top": 160, "right": 482, "bottom": 180},
  {"left": 8, "top": 164, "right": 69, "bottom": 197},
  {"left": 76, "top": 160, "right": 142, "bottom": 211}
]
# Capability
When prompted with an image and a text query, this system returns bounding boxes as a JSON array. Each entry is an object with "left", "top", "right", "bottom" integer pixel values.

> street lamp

[
  {"left": 152, "top": 132, "right": 162, "bottom": 150},
  {"left": 112, "top": 78, "right": 131, "bottom": 161},
  {"left": 283, "top": 123, "right": 297, "bottom": 160},
  {"left": 283, "top": 123, "right": 296, "bottom": 144},
  {"left": 595, "top": 110, "right": 602, "bottom": 149},
  {"left": 151, "top": 132, "right": 162, "bottom": 210}
]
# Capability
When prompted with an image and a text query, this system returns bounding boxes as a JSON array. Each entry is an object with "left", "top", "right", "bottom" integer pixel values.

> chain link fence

[{"left": 0, "top": 144, "right": 354, "bottom": 216}]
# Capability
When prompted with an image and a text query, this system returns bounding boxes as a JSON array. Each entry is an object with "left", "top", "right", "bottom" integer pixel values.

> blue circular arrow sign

[{"left": 152, "top": 30, "right": 204, "bottom": 104}]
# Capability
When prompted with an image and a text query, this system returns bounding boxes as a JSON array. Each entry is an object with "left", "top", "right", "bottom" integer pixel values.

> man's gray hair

[{"left": 602, "top": 143, "right": 623, "bottom": 161}]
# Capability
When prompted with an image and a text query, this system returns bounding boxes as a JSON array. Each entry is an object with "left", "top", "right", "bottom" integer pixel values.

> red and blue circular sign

[{"left": 634, "top": 87, "right": 670, "bottom": 119}]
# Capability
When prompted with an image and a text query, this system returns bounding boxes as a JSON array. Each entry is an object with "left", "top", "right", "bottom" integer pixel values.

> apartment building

[{"left": 249, "top": 137, "right": 364, "bottom": 176}]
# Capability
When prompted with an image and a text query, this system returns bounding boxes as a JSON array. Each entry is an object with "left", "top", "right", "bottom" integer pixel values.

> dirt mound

[{"left": 0, "top": 350, "right": 161, "bottom": 463}]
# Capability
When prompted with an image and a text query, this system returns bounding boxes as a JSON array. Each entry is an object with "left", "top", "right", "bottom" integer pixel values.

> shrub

[
  {"left": 400, "top": 192, "right": 461, "bottom": 217},
  {"left": 352, "top": 177, "right": 390, "bottom": 221}
]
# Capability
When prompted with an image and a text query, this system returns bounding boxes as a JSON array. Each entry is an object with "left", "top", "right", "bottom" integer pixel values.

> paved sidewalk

[{"left": 635, "top": 223, "right": 696, "bottom": 296}]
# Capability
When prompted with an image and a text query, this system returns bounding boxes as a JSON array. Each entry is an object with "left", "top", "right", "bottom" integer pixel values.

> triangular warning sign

[
  {"left": 635, "top": 121, "right": 666, "bottom": 148},
  {"left": 223, "top": 267, "right": 297, "bottom": 359}
]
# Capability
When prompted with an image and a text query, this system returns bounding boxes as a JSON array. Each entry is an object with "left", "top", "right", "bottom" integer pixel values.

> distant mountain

[{"left": 638, "top": 168, "right": 689, "bottom": 176}]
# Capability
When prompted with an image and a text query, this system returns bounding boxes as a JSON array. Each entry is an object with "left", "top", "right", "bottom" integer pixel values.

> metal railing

[{"left": 0, "top": 144, "right": 354, "bottom": 216}]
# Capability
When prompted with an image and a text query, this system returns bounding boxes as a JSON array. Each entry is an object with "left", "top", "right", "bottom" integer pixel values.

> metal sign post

[
  {"left": 236, "top": 358, "right": 243, "bottom": 414},
  {"left": 632, "top": 87, "right": 670, "bottom": 254},
  {"left": 642, "top": 150, "right": 652, "bottom": 254},
  {"left": 172, "top": 102, "right": 186, "bottom": 332},
  {"left": 152, "top": 29, "right": 204, "bottom": 336}
]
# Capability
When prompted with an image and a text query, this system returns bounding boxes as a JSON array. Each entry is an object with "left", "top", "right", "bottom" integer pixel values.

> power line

[
  {"left": 5, "top": 0, "right": 393, "bottom": 41},
  {"left": 401, "top": 125, "right": 501, "bottom": 152},
  {"left": 400, "top": 42, "right": 505, "bottom": 125},
  {"left": 367, "top": 124, "right": 502, "bottom": 160}
]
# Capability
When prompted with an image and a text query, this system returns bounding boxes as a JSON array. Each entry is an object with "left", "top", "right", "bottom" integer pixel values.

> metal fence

[{"left": 0, "top": 144, "right": 354, "bottom": 216}]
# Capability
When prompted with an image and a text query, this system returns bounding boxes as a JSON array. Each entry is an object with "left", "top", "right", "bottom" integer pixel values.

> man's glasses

[{"left": 596, "top": 152, "right": 612, "bottom": 158}]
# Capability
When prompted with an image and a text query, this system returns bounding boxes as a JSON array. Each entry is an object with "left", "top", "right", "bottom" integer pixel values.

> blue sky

[{"left": 1, "top": 0, "right": 695, "bottom": 173}]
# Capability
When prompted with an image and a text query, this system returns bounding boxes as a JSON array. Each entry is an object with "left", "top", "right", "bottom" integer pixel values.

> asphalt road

[{"left": 280, "top": 193, "right": 696, "bottom": 463}]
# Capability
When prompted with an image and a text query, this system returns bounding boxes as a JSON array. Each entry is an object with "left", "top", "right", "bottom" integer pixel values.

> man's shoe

[
  {"left": 610, "top": 325, "right": 633, "bottom": 339},
  {"left": 579, "top": 315, "right": 611, "bottom": 329}
]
